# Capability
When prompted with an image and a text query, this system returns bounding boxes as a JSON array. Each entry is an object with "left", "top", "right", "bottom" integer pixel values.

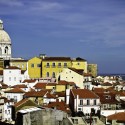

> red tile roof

[
  {"left": 14, "top": 98, "right": 29, "bottom": 107},
  {"left": 0, "top": 82, "right": 8, "bottom": 89},
  {"left": 24, "top": 90, "right": 47, "bottom": 97},
  {"left": 93, "top": 88, "right": 105, "bottom": 93},
  {"left": 83, "top": 73, "right": 92, "bottom": 77},
  {"left": 11, "top": 84, "right": 27, "bottom": 88},
  {"left": 45, "top": 93, "right": 56, "bottom": 99},
  {"left": 96, "top": 92, "right": 119, "bottom": 104},
  {"left": 71, "top": 89, "right": 99, "bottom": 99},
  {"left": 43, "top": 57, "right": 71, "bottom": 61},
  {"left": 43, "top": 100, "right": 71, "bottom": 113},
  {"left": 23, "top": 79, "right": 36, "bottom": 83},
  {"left": 58, "top": 80, "right": 75, "bottom": 85},
  {"left": 101, "top": 82, "right": 112, "bottom": 86},
  {"left": 4, "top": 87, "right": 25, "bottom": 93},
  {"left": 107, "top": 112, "right": 125, "bottom": 122},
  {"left": 34, "top": 83, "right": 47, "bottom": 89},
  {"left": 68, "top": 68, "right": 84, "bottom": 75},
  {"left": 46, "top": 83, "right": 57, "bottom": 86}
]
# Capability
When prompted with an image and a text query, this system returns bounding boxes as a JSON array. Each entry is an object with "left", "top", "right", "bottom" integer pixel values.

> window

[
  {"left": 52, "top": 72, "right": 55, "bottom": 78},
  {"left": 31, "top": 64, "right": 34, "bottom": 68},
  {"left": 46, "top": 72, "right": 49, "bottom": 77},
  {"left": 37, "top": 64, "right": 41, "bottom": 68},
  {"left": 77, "top": 62, "right": 80, "bottom": 65},
  {"left": 46, "top": 63, "right": 50, "bottom": 67},
  {"left": 78, "top": 108, "right": 81, "bottom": 111},
  {"left": 94, "top": 99, "right": 96, "bottom": 105},
  {"left": 9, "top": 77, "right": 11, "bottom": 81},
  {"left": 58, "top": 63, "right": 61, "bottom": 67},
  {"left": 14, "top": 96, "right": 17, "bottom": 102},
  {"left": 80, "top": 100, "right": 83, "bottom": 105},
  {"left": 14, "top": 77, "right": 16, "bottom": 81},
  {"left": 5, "top": 110, "right": 7, "bottom": 114},
  {"left": 8, "top": 110, "right": 10, "bottom": 114},
  {"left": 22, "top": 64, "right": 24, "bottom": 68},
  {"left": 52, "top": 63, "right": 55, "bottom": 67},
  {"left": 7, "top": 96, "right": 10, "bottom": 100},
  {"left": 87, "top": 100, "right": 90, "bottom": 105},
  {"left": 64, "top": 63, "right": 67, "bottom": 67}
]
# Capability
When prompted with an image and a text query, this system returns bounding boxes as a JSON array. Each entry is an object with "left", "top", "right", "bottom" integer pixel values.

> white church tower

[{"left": 0, "top": 20, "right": 12, "bottom": 59}]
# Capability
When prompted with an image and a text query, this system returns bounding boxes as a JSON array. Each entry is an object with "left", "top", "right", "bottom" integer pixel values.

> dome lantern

[{"left": 0, "top": 20, "right": 3, "bottom": 30}]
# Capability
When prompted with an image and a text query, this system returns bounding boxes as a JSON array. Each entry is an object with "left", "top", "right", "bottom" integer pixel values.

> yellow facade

[
  {"left": 10, "top": 60, "right": 27, "bottom": 70},
  {"left": 87, "top": 64, "right": 98, "bottom": 77},
  {"left": 42, "top": 58, "right": 71, "bottom": 78},
  {"left": 56, "top": 85, "right": 66, "bottom": 92},
  {"left": 28, "top": 57, "right": 42, "bottom": 78},
  {"left": 71, "top": 58, "right": 87, "bottom": 73}
]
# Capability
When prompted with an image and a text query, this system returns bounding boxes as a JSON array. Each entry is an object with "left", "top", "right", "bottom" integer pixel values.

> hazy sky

[{"left": 0, "top": 0, "right": 125, "bottom": 74}]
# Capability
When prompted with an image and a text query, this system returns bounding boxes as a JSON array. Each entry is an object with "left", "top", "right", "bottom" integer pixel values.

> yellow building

[
  {"left": 28, "top": 57, "right": 42, "bottom": 78},
  {"left": 71, "top": 57, "right": 87, "bottom": 73},
  {"left": 87, "top": 64, "right": 98, "bottom": 77},
  {"left": 42, "top": 57, "right": 72, "bottom": 78},
  {"left": 10, "top": 60, "right": 27, "bottom": 70}
]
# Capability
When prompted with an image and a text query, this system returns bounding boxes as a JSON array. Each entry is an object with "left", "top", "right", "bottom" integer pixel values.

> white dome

[{"left": 0, "top": 30, "right": 11, "bottom": 44}]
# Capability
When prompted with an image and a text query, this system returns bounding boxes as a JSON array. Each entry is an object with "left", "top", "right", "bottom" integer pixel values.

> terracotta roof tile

[
  {"left": 58, "top": 80, "right": 75, "bottom": 85},
  {"left": 5, "top": 87, "right": 25, "bottom": 93},
  {"left": 14, "top": 98, "right": 29, "bottom": 107},
  {"left": 34, "top": 83, "right": 47, "bottom": 89},
  {"left": 43, "top": 57, "right": 71, "bottom": 61},
  {"left": 46, "top": 83, "right": 57, "bottom": 86},
  {"left": 23, "top": 79, "right": 36, "bottom": 83},
  {"left": 24, "top": 90, "right": 47, "bottom": 97},
  {"left": 96, "top": 93, "right": 119, "bottom": 104},
  {"left": 107, "top": 112, "right": 125, "bottom": 122},
  {"left": 93, "top": 88, "right": 105, "bottom": 93},
  {"left": 11, "top": 84, "right": 27, "bottom": 88},
  {"left": 83, "top": 73, "right": 92, "bottom": 77},
  {"left": 101, "top": 82, "right": 112, "bottom": 86},
  {"left": 43, "top": 100, "right": 71, "bottom": 113},
  {"left": 68, "top": 68, "right": 84, "bottom": 75},
  {"left": 0, "top": 82, "right": 8, "bottom": 89},
  {"left": 71, "top": 89, "right": 99, "bottom": 99}
]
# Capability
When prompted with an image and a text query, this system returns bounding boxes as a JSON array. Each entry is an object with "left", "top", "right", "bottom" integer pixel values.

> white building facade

[
  {"left": 0, "top": 20, "right": 12, "bottom": 59},
  {"left": 3, "top": 67, "right": 23, "bottom": 86}
]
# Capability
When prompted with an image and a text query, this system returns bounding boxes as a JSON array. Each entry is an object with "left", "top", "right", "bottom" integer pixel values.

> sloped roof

[
  {"left": 96, "top": 92, "right": 119, "bottom": 104},
  {"left": 68, "top": 68, "right": 84, "bottom": 75},
  {"left": 71, "top": 89, "right": 99, "bottom": 99},
  {"left": 58, "top": 80, "right": 75, "bottom": 85},
  {"left": 43, "top": 57, "right": 71, "bottom": 61},
  {"left": 24, "top": 90, "right": 47, "bottom": 97},
  {"left": 14, "top": 98, "right": 37, "bottom": 108},
  {"left": 11, "top": 84, "right": 27, "bottom": 88},
  {"left": 44, "top": 100, "right": 70, "bottom": 113},
  {"left": 107, "top": 112, "right": 125, "bottom": 122},
  {"left": 4, "top": 87, "right": 25, "bottom": 93},
  {"left": 93, "top": 88, "right": 105, "bottom": 93},
  {"left": 23, "top": 79, "right": 36, "bottom": 83},
  {"left": 34, "top": 83, "right": 47, "bottom": 89}
]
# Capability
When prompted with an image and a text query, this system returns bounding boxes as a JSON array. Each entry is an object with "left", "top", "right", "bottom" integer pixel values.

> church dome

[{"left": 0, "top": 20, "right": 11, "bottom": 44}]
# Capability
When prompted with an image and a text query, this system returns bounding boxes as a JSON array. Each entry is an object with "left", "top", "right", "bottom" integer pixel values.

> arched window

[
  {"left": 46, "top": 72, "right": 49, "bottom": 77},
  {"left": 52, "top": 72, "right": 55, "bottom": 78},
  {"left": 5, "top": 46, "right": 8, "bottom": 54}
]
